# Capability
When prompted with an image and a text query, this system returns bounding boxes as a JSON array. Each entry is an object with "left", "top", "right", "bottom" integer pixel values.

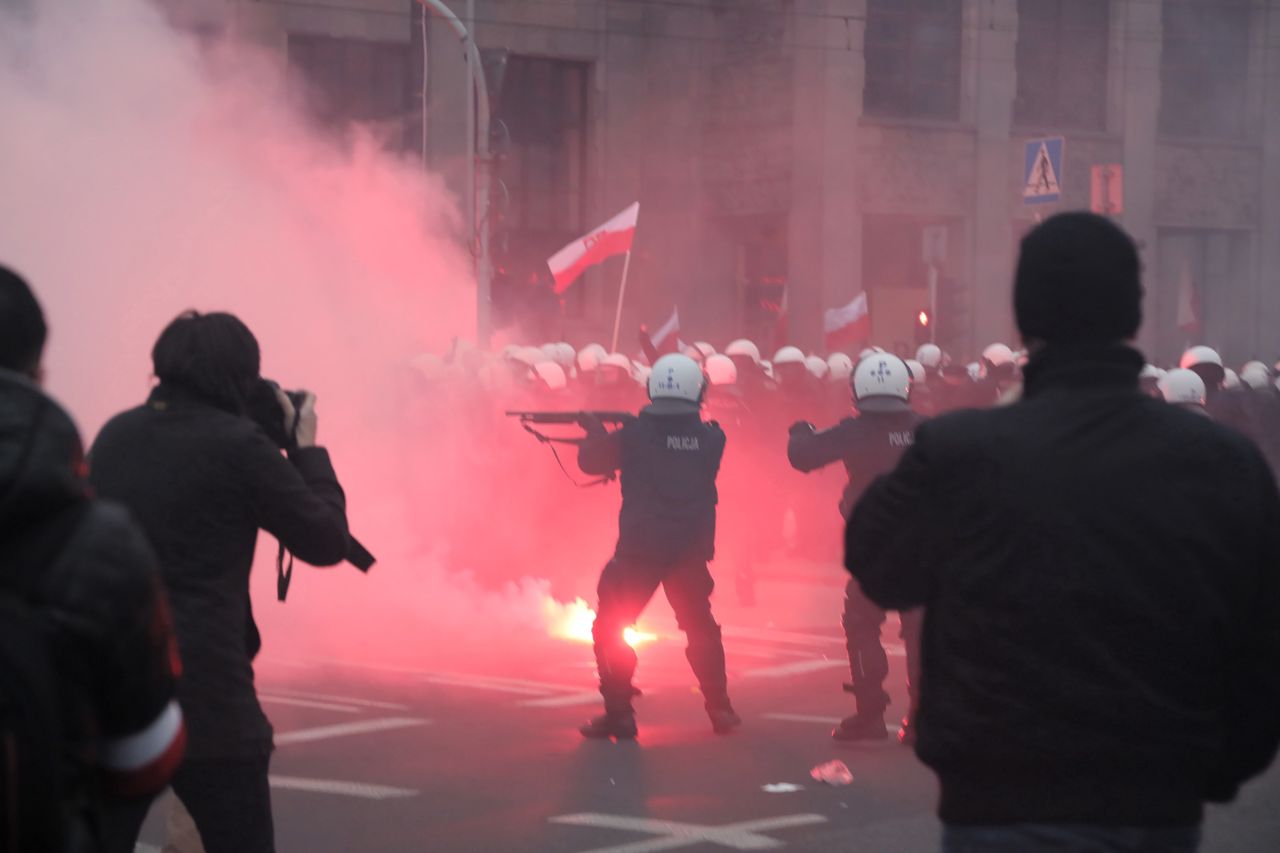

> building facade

[{"left": 161, "top": 0, "right": 1280, "bottom": 364}]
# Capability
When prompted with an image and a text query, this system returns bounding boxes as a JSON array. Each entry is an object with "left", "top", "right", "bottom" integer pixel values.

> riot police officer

[
  {"left": 577, "top": 353, "right": 741, "bottom": 739},
  {"left": 788, "top": 353, "right": 925, "bottom": 742}
]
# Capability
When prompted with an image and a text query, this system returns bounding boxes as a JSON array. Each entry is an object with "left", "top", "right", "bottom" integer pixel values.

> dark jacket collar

[
  {"left": 1022, "top": 343, "right": 1145, "bottom": 399},
  {"left": 148, "top": 381, "right": 240, "bottom": 416}
]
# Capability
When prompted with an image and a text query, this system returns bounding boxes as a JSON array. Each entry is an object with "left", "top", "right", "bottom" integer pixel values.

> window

[
  {"left": 733, "top": 216, "right": 788, "bottom": 345},
  {"left": 490, "top": 57, "right": 589, "bottom": 317},
  {"left": 1159, "top": 2, "right": 1251, "bottom": 139},
  {"left": 287, "top": 35, "right": 413, "bottom": 150},
  {"left": 864, "top": 0, "right": 963, "bottom": 121},
  {"left": 1155, "top": 228, "right": 1252, "bottom": 363},
  {"left": 1015, "top": 0, "right": 1110, "bottom": 131},
  {"left": 862, "top": 216, "right": 968, "bottom": 353}
]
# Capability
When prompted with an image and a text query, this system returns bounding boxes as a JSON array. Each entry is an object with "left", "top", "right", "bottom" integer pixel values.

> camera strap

[
  {"left": 276, "top": 543, "right": 294, "bottom": 602},
  {"left": 519, "top": 422, "right": 615, "bottom": 489}
]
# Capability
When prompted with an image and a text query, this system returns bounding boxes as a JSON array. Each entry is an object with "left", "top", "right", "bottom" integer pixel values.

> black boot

[
  {"left": 580, "top": 711, "right": 638, "bottom": 740},
  {"left": 832, "top": 712, "right": 888, "bottom": 742},
  {"left": 705, "top": 699, "right": 742, "bottom": 735}
]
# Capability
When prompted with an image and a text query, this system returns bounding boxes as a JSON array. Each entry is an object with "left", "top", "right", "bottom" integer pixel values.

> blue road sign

[{"left": 1023, "top": 137, "right": 1064, "bottom": 204}]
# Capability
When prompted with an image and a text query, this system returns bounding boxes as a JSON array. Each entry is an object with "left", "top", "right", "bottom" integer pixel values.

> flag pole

[{"left": 609, "top": 251, "right": 633, "bottom": 353}]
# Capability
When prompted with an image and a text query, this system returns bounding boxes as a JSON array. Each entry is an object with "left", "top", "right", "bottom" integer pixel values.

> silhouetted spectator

[
  {"left": 0, "top": 265, "right": 184, "bottom": 853},
  {"left": 847, "top": 213, "right": 1280, "bottom": 853}
]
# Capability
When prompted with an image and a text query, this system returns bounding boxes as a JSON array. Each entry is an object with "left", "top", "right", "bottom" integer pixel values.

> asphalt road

[{"left": 134, "top": 578, "right": 1280, "bottom": 853}]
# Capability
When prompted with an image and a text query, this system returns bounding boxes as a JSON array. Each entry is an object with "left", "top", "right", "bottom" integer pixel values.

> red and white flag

[
  {"left": 547, "top": 202, "right": 640, "bottom": 294},
  {"left": 651, "top": 306, "right": 681, "bottom": 353},
  {"left": 824, "top": 292, "right": 871, "bottom": 350},
  {"left": 1176, "top": 259, "right": 1201, "bottom": 337}
]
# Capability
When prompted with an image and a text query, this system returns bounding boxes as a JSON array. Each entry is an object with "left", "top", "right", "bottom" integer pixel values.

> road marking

[
  {"left": 421, "top": 671, "right": 587, "bottom": 696},
  {"left": 744, "top": 659, "right": 846, "bottom": 678},
  {"left": 723, "top": 644, "right": 816, "bottom": 661},
  {"left": 269, "top": 775, "right": 417, "bottom": 800},
  {"left": 259, "top": 688, "right": 411, "bottom": 711},
  {"left": 421, "top": 674, "right": 559, "bottom": 696},
  {"left": 764, "top": 713, "right": 898, "bottom": 734},
  {"left": 275, "top": 717, "right": 429, "bottom": 746},
  {"left": 763, "top": 713, "right": 843, "bottom": 725},
  {"left": 259, "top": 695, "right": 361, "bottom": 713},
  {"left": 722, "top": 626, "right": 845, "bottom": 648},
  {"left": 550, "top": 812, "right": 827, "bottom": 852},
  {"left": 520, "top": 690, "right": 611, "bottom": 708}
]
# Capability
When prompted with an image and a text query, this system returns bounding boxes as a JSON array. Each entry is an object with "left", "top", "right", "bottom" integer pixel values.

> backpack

[{"left": 0, "top": 502, "right": 90, "bottom": 853}]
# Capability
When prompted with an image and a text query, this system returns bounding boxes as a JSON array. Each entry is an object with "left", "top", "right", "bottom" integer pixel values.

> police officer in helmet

[
  {"left": 577, "top": 353, "right": 741, "bottom": 739},
  {"left": 788, "top": 353, "right": 926, "bottom": 742}
]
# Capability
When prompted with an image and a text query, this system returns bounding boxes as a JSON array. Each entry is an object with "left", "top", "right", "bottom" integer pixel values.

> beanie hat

[{"left": 1014, "top": 212, "right": 1142, "bottom": 345}]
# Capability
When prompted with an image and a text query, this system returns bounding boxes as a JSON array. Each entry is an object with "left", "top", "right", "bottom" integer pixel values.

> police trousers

[
  {"left": 843, "top": 578, "right": 923, "bottom": 718},
  {"left": 593, "top": 558, "right": 729, "bottom": 714}
]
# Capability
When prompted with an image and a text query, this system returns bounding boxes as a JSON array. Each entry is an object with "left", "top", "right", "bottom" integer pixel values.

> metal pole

[
  {"left": 414, "top": 0, "right": 492, "bottom": 349},
  {"left": 928, "top": 263, "right": 938, "bottom": 345},
  {"left": 610, "top": 251, "right": 634, "bottom": 353}
]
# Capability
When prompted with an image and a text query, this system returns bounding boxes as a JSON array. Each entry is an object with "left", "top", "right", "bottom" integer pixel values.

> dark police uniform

[
  {"left": 788, "top": 401, "right": 925, "bottom": 737},
  {"left": 578, "top": 402, "right": 736, "bottom": 731}
]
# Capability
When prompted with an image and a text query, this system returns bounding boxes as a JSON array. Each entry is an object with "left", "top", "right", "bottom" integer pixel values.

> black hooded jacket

[
  {"left": 0, "top": 370, "right": 179, "bottom": 813},
  {"left": 89, "top": 383, "right": 349, "bottom": 760},
  {"left": 845, "top": 344, "right": 1280, "bottom": 826}
]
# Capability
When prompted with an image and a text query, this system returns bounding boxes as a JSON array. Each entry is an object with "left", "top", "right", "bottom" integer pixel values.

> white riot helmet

[
  {"left": 1180, "top": 346, "right": 1226, "bottom": 389},
  {"left": 826, "top": 353, "right": 854, "bottom": 382},
  {"left": 704, "top": 354, "right": 738, "bottom": 386},
  {"left": 1159, "top": 368, "right": 1207, "bottom": 408},
  {"left": 915, "top": 343, "right": 943, "bottom": 370},
  {"left": 725, "top": 339, "right": 761, "bottom": 364},
  {"left": 550, "top": 342, "right": 576, "bottom": 370},
  {"left": 852, "top": 354, "right": 912, "bottom": 412},
  {"left": 1140, "top": 364, "right": 1165, "bottom": 382},
  {"left": 982, "top": 343, "right": 1016, "bottom": 369},
  {"left": 773, "top": 346, "right": 806, "bottom": 367},
  {"left": 693, "top": 341, "right": 716, "bottom": 358},
  {"left": 1222, "top": 368, "right": 1241, "bottom": 390},
  {"left": 805, "top": 355, "right": 829, "bottom": 379},
  {"left": 576, "top": 347, "right": 602, "bottom": 373},
  {"left": 532, "top": 361, "right": 567, "bottom": 392},
  {"left": 602, "top": 352, "right": 633, "bottom": 373},
  {"left": 1241, "top": 361, "right": 1271, "bottom": 390},
  {"left": 512, "top": 346, "right": 548, "bottom": 367},
  {"left": 648, "top": 353, "right": 706, "bottom": 412},
  {"left": 905, "top": 359, "right": 926, "bottom": 383}
]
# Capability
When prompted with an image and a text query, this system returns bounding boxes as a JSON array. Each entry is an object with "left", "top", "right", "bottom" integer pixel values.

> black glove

[
  {"left": 578, "top": 414, "right": 607, "bottom": 436},
  {"left": 789, "top": 421, "right": 816, "bottom": 437}
]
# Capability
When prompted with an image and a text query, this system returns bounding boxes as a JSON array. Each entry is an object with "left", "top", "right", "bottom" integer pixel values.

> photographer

[{"left": 89, "top": 311, "right": 351, "bottom": 853}]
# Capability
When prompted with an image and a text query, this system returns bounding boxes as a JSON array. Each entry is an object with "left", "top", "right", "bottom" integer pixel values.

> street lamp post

[{"left": 415, "top": 0, "right": 493, "bottom": 349}]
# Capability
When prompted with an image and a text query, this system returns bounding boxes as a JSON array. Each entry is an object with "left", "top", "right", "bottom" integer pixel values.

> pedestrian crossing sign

[{"left": 1023, "top": 137, "right": 1064, "bottom": 204}]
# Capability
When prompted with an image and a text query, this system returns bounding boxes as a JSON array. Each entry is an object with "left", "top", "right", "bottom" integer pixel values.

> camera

[{"left": 246, "top": 378, "right": 308, "bottom": 449}]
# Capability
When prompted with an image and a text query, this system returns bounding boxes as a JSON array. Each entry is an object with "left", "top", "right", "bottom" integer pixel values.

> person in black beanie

[{"left": 845, "top": 212, "right": 1280, "bottom": 852}]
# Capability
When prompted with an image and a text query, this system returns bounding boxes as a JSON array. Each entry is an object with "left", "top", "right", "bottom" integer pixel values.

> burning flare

[{"left": 546, "top": 597, "right": 656, "bottom": 649}]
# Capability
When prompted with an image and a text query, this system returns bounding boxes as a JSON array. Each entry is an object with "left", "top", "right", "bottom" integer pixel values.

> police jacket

[
  {"left": 846, "top": 343, "right": 1280, "bottom": 827},
  {"left": 0, "top": 371, "right": 182, "bottom": 825},
  {"left": 787, "top": 400, "right": 924, "bottom": 519},
  {"left": 578, "top": 403, "right": 725, "bottom": 565},
  {"left": 90, "top": 383, "right": 350, "bottom": 760}
]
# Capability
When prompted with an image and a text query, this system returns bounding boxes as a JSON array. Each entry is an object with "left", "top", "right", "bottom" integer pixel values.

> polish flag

[
  {"left": 651, "top": 306, "right": 681, "bottom": 353},
  {"left": 547, "top": 202, "right": 640, "bottom": 294},
  {"left": 824, "top": 292, "right": 871, "bottom": 350},
  {"left": 1176, "top": 259, "right": 1201, "bottom": 336}
]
